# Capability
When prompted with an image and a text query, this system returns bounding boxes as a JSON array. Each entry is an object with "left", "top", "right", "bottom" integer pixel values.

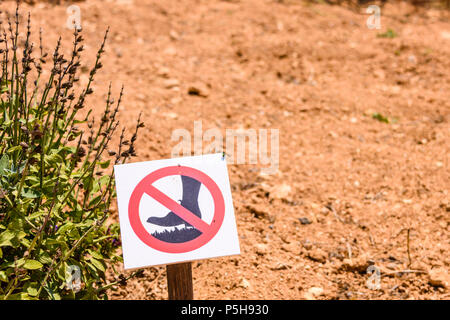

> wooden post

[{"left": 166, "top": 262, "right": 193, "bottom": 300}]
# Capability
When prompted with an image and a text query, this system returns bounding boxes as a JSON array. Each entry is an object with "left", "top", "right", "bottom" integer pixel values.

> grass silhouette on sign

[{"left": 151, "top": 226, "right": 202, "bottom": 243}]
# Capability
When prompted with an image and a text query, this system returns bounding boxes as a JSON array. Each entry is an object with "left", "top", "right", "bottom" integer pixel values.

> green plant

[
  {"left": 0, "top": 5, "right": 143, "bottom": 299},
  {"left": 372, "top": 112, "right": 389, "bottom": 123},
  {"left": 377, "top": 28, "right": 398, "bottom": 39}
]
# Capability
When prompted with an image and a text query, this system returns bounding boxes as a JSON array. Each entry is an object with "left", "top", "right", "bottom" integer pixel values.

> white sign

[{"left": 114, "top": 153, "right": 240, "bottom": 270}]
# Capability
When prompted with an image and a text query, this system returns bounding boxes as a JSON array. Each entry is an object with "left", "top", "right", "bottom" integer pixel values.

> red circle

[{"left": 128, "top": 166, "right": 225, "bottom": 253}]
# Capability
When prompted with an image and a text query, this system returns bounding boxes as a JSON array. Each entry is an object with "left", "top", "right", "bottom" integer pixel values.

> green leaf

[
  {"left": 20, "top": 235, "right": 31, "bottom": 247},
  {"left": 23, "top": 259, "right": 43, "bottom": 270},
  {"left": 6, "top": 292, "right": 35, "bottom": 300},
  {"left": 37, "top": 250, "right": 53, "bottom": 265},
  {"left": 88, "top": 249, "right": 103, "bottom": 260},
  {"left": 88, "top": 195, "right": 102, "bottom": 208},
  {"left": 28, "top": 210, "right": 46, "bottom": 220},
  {"left": 99, "top": 160, "right": 111, "bottom": 169},
  {"left": 7, "top": 146, "right": 22, "bottom": 154},
  {"left": 26, "top": 283, "right": 39, "bottom": 297},
  {"left": 21, "top": 188, "right": 41, "bottom": 199},
  {"left": 0, "top": 271, "right": 7, "bottom": 282},
  {"left": 0, "top": 229, "right": 16, "bottom": 247},
  {"left": 44, "top": 153, "right": 63, "bottom": 166},
  {"left": 8, "top": 218, "right": 26, "bottom": 232},
  {"left": 89, "top": 257, "right": 105, "bottom": 272},
  {"left": 0, "top": 154, "right": 9, "bottom": 175},
  {"left": 56, "top": 222, "right": 74, "bottom": 235},
  {"left": 4, "top": 258, "right": 25, "bottom": 268}
]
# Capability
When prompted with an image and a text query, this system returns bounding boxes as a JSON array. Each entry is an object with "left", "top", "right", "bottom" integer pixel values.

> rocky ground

[{"left": 1, "top": 0, "right": 448, "bottom": 299}]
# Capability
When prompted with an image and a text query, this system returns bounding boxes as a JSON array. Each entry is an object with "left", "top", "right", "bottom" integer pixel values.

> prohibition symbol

[{"left": 128, "top": 166, "right": 225, "bottom": 253}]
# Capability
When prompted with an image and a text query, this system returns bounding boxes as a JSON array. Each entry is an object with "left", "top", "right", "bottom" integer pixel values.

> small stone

[
  {"left": 169, "top": 30, "right": 180, "bottom": 40},
  {"left": 309, "top": 287, "right": 324, "bottom": 296},
  {"left": 386, "top": 262, "right": 397, "bottom": 271},
  {"left": 428, "top": 268, "right": 449, "bottom": 289},
  {"left": 239, "top": 278, "right": 250, "bottom": 289},
  {"left": 254, "top": 244, "right": 268, "bottom": 256},
  {"left": 304, "top": 287, "right": 324, "bottom": 299},
  {"left": 339, "top": 256, "right": 371, "bottom": 273},
  {"left": 157, "top": 67, "right": 170, "bottom": 78},
  {"left": 298, "top": 217, "right": 311, "bottom": 225},
  {"left": 270, "top": 184, "right": 292, "bottom": 201},
  {"left": 271, "top": 262, "right": 291, "bottom": 270},
  {"left": 302, "top": 239, "right": 313, "bottom": 250},
  {"left": 258, "top": 169, "right": 283, "bottom": 180},
  {"left": 163, "top": 112, "right": 178, "bottom": 119},
  {"left": 163, "top": 79, "right": 180, "bottom": 89},
  {"left": 329, "top": 131, "right": 338, "bottom": 138},
  {"left": 246, "top": 204, "right": 270, "bottom": 220},
  {"left": 307, "top": 248, "right": 327, "bottom": 264},
  {"left": 187, "top": 83, "right": 209, "bottom": 98},
  {"left": 170, "top": 97, "right": 182, "bottom": 105}
]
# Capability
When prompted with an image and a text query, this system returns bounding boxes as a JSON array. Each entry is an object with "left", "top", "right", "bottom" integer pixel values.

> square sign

[{"left": 114, "top": 153, "right": 240, "bottom": 270}]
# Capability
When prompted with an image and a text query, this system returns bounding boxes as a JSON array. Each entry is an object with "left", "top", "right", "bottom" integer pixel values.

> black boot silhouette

[{"left": 147, "top": 175, "right": 202, "bottom": 228}]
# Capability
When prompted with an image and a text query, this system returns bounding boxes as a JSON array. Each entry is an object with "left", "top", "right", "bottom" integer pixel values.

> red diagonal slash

[{"left": 144, "top": 184, "right": 210, "bottom": 234}]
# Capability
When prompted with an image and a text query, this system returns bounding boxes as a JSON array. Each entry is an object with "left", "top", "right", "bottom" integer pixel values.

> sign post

[
  {"left": 114, "top": 153, "right": 240, "bottom": 299},
  {"left": 166, "top": 262, "right": 193, "bottom": 300}
]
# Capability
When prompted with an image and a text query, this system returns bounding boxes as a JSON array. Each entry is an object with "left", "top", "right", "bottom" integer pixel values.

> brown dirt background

[{"left": 2, "top": 0, "right": 449, "bottom": 299}]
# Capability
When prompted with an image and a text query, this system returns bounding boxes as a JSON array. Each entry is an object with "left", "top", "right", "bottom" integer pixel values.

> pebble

[
  {"left": 164, "top": 79, "right": 180, "bottom": 89},
  {"left": 245, "top": 204, "right": 270, "bottom": 220},
  {"left": 271, "top": 262, "right": 291, "bottom": 270},
  {"left": 163, "top": 112, "right": 178, "bottom": 119},
  {"left": 307, "top": 248, "right": 327, "bottom": 264},
  {"left": 339, "top": 257, "right": 371, "bottom": 273},
  {"left": 254, "top": 243, "right": 268, "bottom": 256},
  {"left": 428, "top": 268, "right": 449, "bottom": 289},
  {"left": 157, "top": 67, "right": 170, "bottom": 78},
  {"left": 239, "top": 278, "right": 251, "bottom": 289},
  {"left": 188, "top": 83, "right": 210, "bottom": 97},
  {"left": 386, "top": 262, "right": 397, "bottom": 270},
  {"left": 302, "top": 239, "right": 313, "bottom": 250},
  {"left": 169, "top": 30, "right": 180, "bottom": 40},
  {"left": 304, "top": 287, "right": 324, "bottom": 300},
  {"left": 258, "top": 169, "right": 283, "bottom": 180},
  {"left": 298, "top": 217, "right": 311, "bottom": 225},
  {"left": 270, "top": 184, "right": 292, "bottom": 201}
]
